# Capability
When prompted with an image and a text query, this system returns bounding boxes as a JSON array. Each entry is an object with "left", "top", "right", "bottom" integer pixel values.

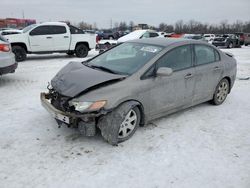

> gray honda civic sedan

[{"left": 41, "top": 38, "right": 237, "bottom": 145}]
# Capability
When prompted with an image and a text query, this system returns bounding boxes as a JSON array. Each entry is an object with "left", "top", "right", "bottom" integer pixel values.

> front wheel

[
  {"left": 98, "top": 103, "right": 141, "bottom": 145},
  {"left": 12, "top": 46, "right": 27, "bottom": 62},
  {"left": 211, "top": 78, "right": 229, "bottom": 105},
  {"left": 75, "top": 44, "right": 89, "bottom": 58}
]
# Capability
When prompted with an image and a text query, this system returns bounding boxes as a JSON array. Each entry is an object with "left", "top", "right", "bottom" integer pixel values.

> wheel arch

[
  {"left": 75, "top": 42, "right": 90, "bottom": 50},
  {"left": 223, "top": 76, "right": 232, "bottom": 93},
  {"left": 114, "top": 99, "right": 145, "bottom": 126},
  {"left": 11, "top": 42, "right": 28, "bottom": 52}
]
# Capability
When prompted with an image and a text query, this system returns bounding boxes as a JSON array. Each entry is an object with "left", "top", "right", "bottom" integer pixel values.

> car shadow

[{"left": 25, "top": 54, "right": 73, "bottom": 61}]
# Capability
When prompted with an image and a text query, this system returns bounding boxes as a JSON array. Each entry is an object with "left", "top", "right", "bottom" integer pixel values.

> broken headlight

[{"left": 69, "top": 100, "right": 107, "bottom": 112}]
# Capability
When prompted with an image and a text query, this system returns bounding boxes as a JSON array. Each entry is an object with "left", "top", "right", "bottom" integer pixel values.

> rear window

[
  {"left": 69, "top": 25, "right": 84, "bottom": 34},
  {"left": 50, "top": 26, "right": 66, "bottom": 34}
]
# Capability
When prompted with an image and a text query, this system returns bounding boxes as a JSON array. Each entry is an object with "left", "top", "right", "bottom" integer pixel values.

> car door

[
  {"left": 28, "top": 25, "right": 54, "bottom": 52},
  {"left": 193, "top": 44, "right": 223, "bottom": 103},
  {"left": 51, "top": 25, "right": 70, "bottom": 51},
  {"left": 140, "top": 44, "right": 195, "bottom": 119}
]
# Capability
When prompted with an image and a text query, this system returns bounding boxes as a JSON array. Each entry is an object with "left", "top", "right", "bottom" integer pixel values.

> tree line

[{"left": 76, "top": 20, "right": 250, "bottom": 34}]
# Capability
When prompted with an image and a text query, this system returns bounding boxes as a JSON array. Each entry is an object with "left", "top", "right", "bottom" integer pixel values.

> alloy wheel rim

[
  {"left": 216, "top": 81, "right": 229, "bottom": 102},
  {"left": 118, "top": 109, "right": 137, "bottom": 139}
]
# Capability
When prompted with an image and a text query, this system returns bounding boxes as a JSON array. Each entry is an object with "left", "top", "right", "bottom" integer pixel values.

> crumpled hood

[{"left": 51, "top": 61, "right": 125, "bottom": 97}]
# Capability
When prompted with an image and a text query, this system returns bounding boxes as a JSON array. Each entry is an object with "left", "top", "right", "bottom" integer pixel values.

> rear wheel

[
  {"left": 12, "top": 46, "right": 27, "bottom": 62},
  {"left": 211, "top": 78, "right": 229, "bottom": 105},
  {"left": 75, "top": 44, "right": 89, "bottom": 58}
]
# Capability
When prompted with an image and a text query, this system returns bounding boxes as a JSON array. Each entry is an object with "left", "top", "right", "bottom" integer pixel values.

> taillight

[
  {"left": 96, "top": 36, "right": 100, "bottom": 44},
  {"left": 0, "top": 44, "right": 10, "bottom": 52}
]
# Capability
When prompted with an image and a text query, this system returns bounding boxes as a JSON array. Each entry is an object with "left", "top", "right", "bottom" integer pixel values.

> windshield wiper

[{"left": 88, "top": 64, "right": 118, "bottom": 74}]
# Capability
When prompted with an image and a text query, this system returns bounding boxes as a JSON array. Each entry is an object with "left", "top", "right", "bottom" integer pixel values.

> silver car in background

[
  {"left": 41, "top": 38, "right": 237, "bottom": 145},
  {"left": 0, "top": 35, "right": 17, "bottom": 75}
]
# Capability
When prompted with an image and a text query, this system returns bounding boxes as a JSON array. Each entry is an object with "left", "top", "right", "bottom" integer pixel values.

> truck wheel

[
  {"left": 245, "top": 44, "right": 249, "bottom": 46},
  {"left": 12, "top": 46, "right": 27, "bottom": 62},
  {"left": 98, "top": 102, "right": 141, "bottom": 145},
  {"left": 75, "top": 44, "right": 88, "bottom": 58}
]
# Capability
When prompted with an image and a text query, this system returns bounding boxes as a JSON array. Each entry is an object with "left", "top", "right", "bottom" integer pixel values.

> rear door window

[
  {"left": 50, "top": 26, "right": 66, "bottom": 34},
  {"left": 194, "top": 45, "right": 220, "bottom": 65}
]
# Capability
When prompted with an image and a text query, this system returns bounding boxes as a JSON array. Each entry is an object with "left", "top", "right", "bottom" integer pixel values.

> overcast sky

[{"left": 1, "top": 0, "right": 250, "bottom": 28}]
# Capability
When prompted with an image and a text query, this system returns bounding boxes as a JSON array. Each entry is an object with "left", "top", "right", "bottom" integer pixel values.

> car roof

[
  {"left": 128, "top": 37, "right": 205, "bottom": 47},
  {"left": 39, "top": 22, "right": 68, "bottom": 26}
]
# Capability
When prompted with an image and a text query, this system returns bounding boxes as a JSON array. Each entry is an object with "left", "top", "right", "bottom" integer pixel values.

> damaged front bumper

[{"left": 40, "top": 92, "right": 106, "bottom": 136}]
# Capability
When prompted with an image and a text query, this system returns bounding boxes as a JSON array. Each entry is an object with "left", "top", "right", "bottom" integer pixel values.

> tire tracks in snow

[{"left": 0, "top": 77, "right": 38, "bottom": 91}]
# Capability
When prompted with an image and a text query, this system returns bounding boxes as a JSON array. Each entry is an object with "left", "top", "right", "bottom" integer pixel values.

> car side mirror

[{"left": 156, "top": 67, "right": 173, "bottom": 77}]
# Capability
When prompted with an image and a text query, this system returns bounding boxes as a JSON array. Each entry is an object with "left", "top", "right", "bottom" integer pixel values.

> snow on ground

[{"left": 0, "top": 47, "right": 250, "bottom": 188}]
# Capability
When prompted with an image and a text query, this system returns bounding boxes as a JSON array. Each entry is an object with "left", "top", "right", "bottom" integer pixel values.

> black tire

[
  {"left": 211, "top": 78, "right": 230, "bottom": 105},
  {"left": 98, "top": 102, "right": 141, "bottom": 145},
  {"left": 67, "top": 51, "right": 75, "bottom": 56},
  {"left": 75, "top": 44, "right": 89, "bottom": 58},
  {"left": 12, "top": 46, "right": 27, "bottom": 62},
  {"left": 245, "top": 44, "right": 249, "bottom": 46}
]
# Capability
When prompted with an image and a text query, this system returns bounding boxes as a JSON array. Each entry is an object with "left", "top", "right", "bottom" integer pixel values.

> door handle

[
  {"left": 185, "top": 73, "right": 193, "bottom": 79},
  {"left": 213, "top": 66, "right": 221, "bottom": 71},
  {"left": 46, "top": 36, "right": 52, "bottom": 39},
  {"left": 64, "top": 36, "right": 69, "bottom": 38}
]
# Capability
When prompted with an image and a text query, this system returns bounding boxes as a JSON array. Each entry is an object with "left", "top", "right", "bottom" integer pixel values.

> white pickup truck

[{"left": 4, "top": 22, "right": 96, "bottom": 62}]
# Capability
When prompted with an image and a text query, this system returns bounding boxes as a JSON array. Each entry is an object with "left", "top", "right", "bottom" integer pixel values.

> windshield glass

[
  {"left": 87, "top": 42, "right": 163, "bottom": 75},
  {"left": 23, "top": 24, "right": 37, "bottom": 33}
]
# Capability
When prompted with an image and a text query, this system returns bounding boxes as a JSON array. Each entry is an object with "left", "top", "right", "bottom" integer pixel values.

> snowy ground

[{"left": 0, "top": 47, "right": 250, "bottom": 188}]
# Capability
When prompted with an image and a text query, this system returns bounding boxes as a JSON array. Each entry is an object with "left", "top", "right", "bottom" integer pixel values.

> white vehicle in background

[
  {"left": 117, "top": 30, "right": 160, "bottom": 43},
  {"left": 158, "top": 31, "right": 168, "bottom": 37},
  {"left": 4, "top": 22, "right": 96, "bottom": 62},
  {"left": 203, "top": 34, "right": 215, "bottom": 42},
  {"left": 0, "top": 29, "right": 22, "bottom": 36},
  {"left": 96, "top": 39, "right": 117, "bottom": 53}
]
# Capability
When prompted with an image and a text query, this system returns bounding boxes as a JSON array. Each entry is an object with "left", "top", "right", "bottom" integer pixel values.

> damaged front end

[{"left": 40, "top": 86, "right": 109, "bottom": 137}]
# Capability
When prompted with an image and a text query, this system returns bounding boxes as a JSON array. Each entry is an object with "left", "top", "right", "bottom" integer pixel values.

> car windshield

[
  {"left": 86, "top": 42, "right": 163, "bottom": 75},
  {"left": 23, "top": 24, "right": 37, "bottom": 33}
]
